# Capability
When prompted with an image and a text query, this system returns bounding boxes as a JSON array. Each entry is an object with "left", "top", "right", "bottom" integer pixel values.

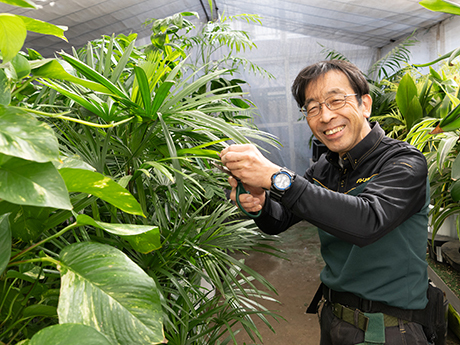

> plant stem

[
  {"left": 2, "top": 317, "right": 33, "bottom": 345},
  {"left": 7, "top": 257, "right": 60, "bottom": 268},
  {"left": 9, "top": 222, "right": 79, "bottom": 263},
  {"left": 11, "top": 76, "right": 38, "bottom": 98},
  {"left": 11, "top": 106, "right": 134, "bottom": 128},
  {"left": 0, "top": 278, "right": 18, "bottom": 320}
]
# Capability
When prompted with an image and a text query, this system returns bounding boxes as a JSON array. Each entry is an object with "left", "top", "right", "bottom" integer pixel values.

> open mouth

[{"left": 324, "top": 126, "right": 345, "bottom": 136}]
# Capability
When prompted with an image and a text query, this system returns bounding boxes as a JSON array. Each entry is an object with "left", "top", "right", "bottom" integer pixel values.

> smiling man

[{"left": 219, "top": 60, "right": 445, "bottom": 344}]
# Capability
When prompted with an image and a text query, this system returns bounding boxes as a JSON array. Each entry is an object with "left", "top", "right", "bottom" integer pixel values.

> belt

[
  {"left": 332, "top": 303, "right": 408, "bottom": 332},
  {"left": 323, "top": 284, "right": 379, "bottom": 313},
  {"left": 307, "top": 283, "right": 426, "bottom": 326}
]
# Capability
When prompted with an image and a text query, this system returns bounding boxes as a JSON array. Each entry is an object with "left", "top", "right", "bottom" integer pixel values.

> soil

[
  {"left": 232, "top": 221, "right": 460, "bottom": 345},
  {"left": 429, "top": 253, "right": 460, "bottom": 299}
]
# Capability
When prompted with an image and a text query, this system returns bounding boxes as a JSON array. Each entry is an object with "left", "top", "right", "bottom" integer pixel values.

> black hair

[{"left": 291, "top": 60, "right": 369, "bottom": 108}]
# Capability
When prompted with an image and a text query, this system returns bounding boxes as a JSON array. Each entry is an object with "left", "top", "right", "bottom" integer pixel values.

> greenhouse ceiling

[{"left": 0, "top": 0, "right": 454, "bottom": 57}]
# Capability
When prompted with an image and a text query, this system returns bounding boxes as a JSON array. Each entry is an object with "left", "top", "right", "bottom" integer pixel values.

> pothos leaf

[{"left": 57, "top": 242, "right": 165, "bottom": 345}]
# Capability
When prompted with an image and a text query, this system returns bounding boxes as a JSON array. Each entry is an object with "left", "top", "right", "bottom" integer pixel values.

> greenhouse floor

[
  {"left": 232, "top": 221, "right": 460, "bottom": 344},
  {"left": 233, "top": 221, "right": 323, "bottom": 344}
]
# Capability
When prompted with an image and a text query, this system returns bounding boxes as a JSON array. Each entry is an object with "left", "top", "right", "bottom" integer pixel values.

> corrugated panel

[
  {"left": 0, "top": 0, "right": 211, "bottom": 56},
  {"left": 0, "top": 0, "right": 453, "bottom": 56}
]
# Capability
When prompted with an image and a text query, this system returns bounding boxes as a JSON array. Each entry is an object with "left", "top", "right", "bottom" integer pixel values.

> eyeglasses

[{"left": 300, "top": 93, "right": 357, "bottom": 118}]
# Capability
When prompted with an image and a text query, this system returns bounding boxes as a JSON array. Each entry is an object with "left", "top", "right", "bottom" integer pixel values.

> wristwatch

[{"left": 270, "top": 168, "right": 296, "bottom": 202}]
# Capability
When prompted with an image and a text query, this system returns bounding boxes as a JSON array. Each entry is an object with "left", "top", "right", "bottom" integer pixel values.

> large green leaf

[
  {"left": 451, "top": 179, "right": 460, "bottom": 201},
  {"left": 0, "top": 14, "right": 27, "bottom": 63},
  {"left": 420, "top": 0, "right": 460, "bottom": 15},
  {"left": 122, "top": 229, "right": 161, "bottom": 253},
  {"left": 452, "top": 152, "right": 460, "bottom": 180},
  {"left": 9, "top": 204, "right": 51, "bottom": 242},
  {"left": 23, "top": 304, "right": 57, "bottom": 318},
  {"left": 405, "top": 96, "right": 423, "bottom": 130},
  {"left": 0, "top": 0, "right": 37, "bottom": 9},
  {"left": 76, "top": 214, "right": 161, "bottom": 253},
  {"left": 55, "top": 155, "right": 96, "bottom": 171},
  {"left": 30, "top": 323, "right": 113, "bottom": 345},
  {"left": 33, "top": 60, "right": 113, "bottom": 94},
  {"left": 57, "top": 242, "right": 165, "bottom": 345},
  {"left": 0, "top": 68, "right": 11, "bottom": 105},
  {"left": 437, "top": 136, "right": 458, "bottom": 172},
  {"left": 59, "top": 168, "right": 145, "bottom": 216},
  {"left": 0, "top": 105, "right": 59, "bottom": 162},
  {"left": 0, "top": 157, "right": 72, "bottom": 209},
  {"left": 396, "top": 73, "right": 418, "bottom": 120},
  {"left": 18, "top": 15, "right": 67, "bottom": 41},
  {"left": 0, "top": 213, "right": 11, "bottom": 275},
  {"left": 11, "top": 53, "right": 31, "bottom": 80}
]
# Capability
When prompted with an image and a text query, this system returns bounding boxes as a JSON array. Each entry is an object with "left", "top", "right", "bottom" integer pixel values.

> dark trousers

[{"left": 319, "top": 302, "right": 430, "bottom": 345}]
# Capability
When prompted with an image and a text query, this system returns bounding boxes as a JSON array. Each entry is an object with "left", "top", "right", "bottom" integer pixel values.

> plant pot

[
  {"left": 428, "top": 205, "right": 458, "bottom": 263},
  {"left": 442, "top": 241, "right": 460, "bottom": 272},
  {"left": 428, "top": 232, "right": 456, "bottom": 262}
]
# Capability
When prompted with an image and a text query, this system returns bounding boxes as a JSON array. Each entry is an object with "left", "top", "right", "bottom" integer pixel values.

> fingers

[
  {"left": 220, "top": 144, "right": 254, "bottom": 156},
  {"left": 235, "top": 193, "right": 263, "bottom": 213},
  {"left": 220, "top": 144, "right": 256, "bottom": 166},
  {"left": 228, "top": 176, "right": 238, "bottom": 188},
  {"left": 220, "top": 143, "right": 279, "bottom": 191},
  {"left": 227, "top": 178, "right": 264, "bottom": 214}
]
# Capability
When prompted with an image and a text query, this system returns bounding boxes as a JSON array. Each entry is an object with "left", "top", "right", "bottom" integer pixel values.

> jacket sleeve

[
  {"left": 255, "top": 149, "right": 428, "bottom": 247},
  {"left": 254, "top": 163, "right": 317, "bottom": 235}
]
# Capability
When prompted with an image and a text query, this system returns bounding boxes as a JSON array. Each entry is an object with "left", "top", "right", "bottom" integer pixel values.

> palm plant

[
  {"left": 13, "top": 13, "right": 282, "bottom": 344},
  {"left": 147, "top": 9, "right": 273, "bottom": 77}
]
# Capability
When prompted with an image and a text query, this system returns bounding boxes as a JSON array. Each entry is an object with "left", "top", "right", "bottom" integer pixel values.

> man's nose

[{"left": 319, "top": 105, "right": 336, "bottom": 122}]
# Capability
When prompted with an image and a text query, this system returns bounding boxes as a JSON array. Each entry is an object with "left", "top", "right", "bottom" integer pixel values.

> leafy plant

[
  {"left": 399, "top": 0, "right": 460, "bottom": 244},
  {"left": 0, "top": 0, "right": 66, "bottom": 65},
  {"left": 405, "top": 63, "right": 460, "bottom": 244},
  {"left": 1, "top": 3, "right": 283, "bottom": 344}
]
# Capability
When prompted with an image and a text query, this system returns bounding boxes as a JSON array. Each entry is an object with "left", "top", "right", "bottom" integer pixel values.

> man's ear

[{"left": 362, "top": 94, "right": 373, "bottom": 119}]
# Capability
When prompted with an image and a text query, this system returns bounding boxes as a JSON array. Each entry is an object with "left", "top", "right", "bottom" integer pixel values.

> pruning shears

[{"left": 212, "top": 162, "right": 261, "bottom": 219}]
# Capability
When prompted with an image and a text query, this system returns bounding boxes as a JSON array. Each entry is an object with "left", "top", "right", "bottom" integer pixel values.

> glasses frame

[{"left": 300, "top": 93, "right": 358, "bottom": 118}]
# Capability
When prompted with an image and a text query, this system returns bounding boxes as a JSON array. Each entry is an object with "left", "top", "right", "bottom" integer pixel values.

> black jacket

[{"left": 255, "top": 122, "right": 428, "bottom": 248}]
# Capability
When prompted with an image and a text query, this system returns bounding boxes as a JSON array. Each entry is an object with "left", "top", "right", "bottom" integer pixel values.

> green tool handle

[{"left": 235, "top": 180, "right": 261, "bottom": 219}]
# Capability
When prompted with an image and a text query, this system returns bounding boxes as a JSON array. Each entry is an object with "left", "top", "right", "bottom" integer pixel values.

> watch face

[{"left": 274, "top": 172, "right": 291, "bottom": 190}]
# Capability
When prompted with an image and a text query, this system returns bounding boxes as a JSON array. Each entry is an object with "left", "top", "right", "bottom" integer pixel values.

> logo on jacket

[{"left": 356, "top": 176, "right": 372, "bottom": 184}]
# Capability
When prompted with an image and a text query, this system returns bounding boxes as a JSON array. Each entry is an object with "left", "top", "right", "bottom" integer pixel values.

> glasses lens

[
  {"left": 302, "top": 94, "right": 355, "bottom": 118},
  {"left": 326, "top": 94, "right": 346, "bottom": 110},
  {"left": 305, "top": 102, "right": 320, "bottom": 117}
]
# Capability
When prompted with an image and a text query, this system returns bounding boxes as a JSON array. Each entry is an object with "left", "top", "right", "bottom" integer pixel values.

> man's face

[{"left": 304, "top": 70, "right": 372, "bottom": 157}]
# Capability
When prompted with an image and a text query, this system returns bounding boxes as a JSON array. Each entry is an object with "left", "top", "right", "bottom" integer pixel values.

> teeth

[{"left": 325, "top": 126, "right": 344, "bottom": 135}]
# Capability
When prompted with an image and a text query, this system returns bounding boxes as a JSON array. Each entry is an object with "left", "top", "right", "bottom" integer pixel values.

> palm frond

[
  {"left": 368, "top": 35, "right": 418, "bottom": 83},
  {"left": 319, "top": 43, "right": 351, "bottom": 62}
]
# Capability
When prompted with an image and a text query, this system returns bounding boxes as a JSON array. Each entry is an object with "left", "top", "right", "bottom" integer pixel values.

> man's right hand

[{"left": 220, "top": 144, "right": 280, "bottom": 190}]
